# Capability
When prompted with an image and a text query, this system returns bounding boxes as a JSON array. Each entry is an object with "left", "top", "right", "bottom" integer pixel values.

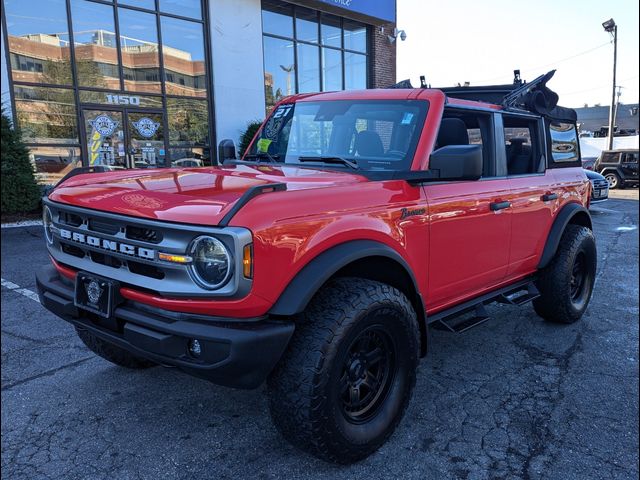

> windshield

[{"left": 246, "top": 100, "right": 428, "bottom": 171}]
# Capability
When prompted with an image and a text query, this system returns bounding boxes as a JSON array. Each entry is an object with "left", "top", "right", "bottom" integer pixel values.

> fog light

[{"left": 188, "top": 339, "right": 202, "bottom": 357}]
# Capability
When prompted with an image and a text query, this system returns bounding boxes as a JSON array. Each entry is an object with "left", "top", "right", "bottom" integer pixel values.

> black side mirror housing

[
  {"left": 428, "top": 144, "right": 483, "bottom": 181},
  {"left": 218, "top": 139, "right": 237, "bottom": 163}
]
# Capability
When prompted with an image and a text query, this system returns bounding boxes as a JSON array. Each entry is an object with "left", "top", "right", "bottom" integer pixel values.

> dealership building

[{"left": 0, "top": 0, "right": 397, "bottom": 183}]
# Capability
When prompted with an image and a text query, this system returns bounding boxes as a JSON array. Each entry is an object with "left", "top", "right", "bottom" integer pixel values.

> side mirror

[
  {"left": 218, "top": 139, "right": 236, "bottom": 163},
  {"left": 428, "top": 144, "right": 483, "bottom": 181}
]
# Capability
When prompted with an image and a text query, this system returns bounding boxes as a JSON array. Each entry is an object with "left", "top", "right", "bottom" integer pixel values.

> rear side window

[
  {"left": 600, "top": 151, "right": 620, "bottom": 163},
  {"left": 622, "top": 152, "right": 639, "bottom": 164},
  {"left": 548, "top": 121, "right": 580, "bottom": 167}
]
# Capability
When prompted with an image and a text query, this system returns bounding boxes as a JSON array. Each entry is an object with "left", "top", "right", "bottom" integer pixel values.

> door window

[
  {"left": 502, "top": 116, "right": 544, "bottom": 175},
  {"left": 83, "top": 110, "right": 126, "bottom": 167},
  {"left": 83, "top": 109, "right": 166, "bottom": 169},
  {"left": 622, "top": 152, "right": 639, "bottom": 164},
  {"left": 437, "top": 110, "right": 493, "bottom": 177},
  {"left": 127, "top": 112, "right": 166, "bottom": 168}
]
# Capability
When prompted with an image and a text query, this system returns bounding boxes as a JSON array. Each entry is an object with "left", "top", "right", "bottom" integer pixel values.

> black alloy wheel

[{"left": 339, "top": 326, "right": 396, "bottom": 424}]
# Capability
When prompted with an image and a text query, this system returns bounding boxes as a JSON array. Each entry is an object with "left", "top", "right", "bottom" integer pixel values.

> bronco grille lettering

[{"left": 58, "top": 228, "right": 156, "bottom": 260}]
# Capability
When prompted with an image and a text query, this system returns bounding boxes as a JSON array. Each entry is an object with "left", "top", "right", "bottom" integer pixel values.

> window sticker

[
  {"left": 257, "top": 138, "right": 272, "bottom": 153},
  {"left": 264, "top": 105, "right": 293, "bottom": 139},
  {"left": 401, "top": 112, "right": 414, "bottom": 125}
]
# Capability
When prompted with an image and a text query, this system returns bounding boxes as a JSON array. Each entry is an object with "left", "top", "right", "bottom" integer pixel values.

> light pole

[{"left": 602, "top": 18, "right": 617, "bottom": 150}]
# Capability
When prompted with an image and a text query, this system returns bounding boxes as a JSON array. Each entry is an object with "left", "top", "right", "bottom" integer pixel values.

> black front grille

[
  {"left": 61, "top": 243, "right": 85, "bottom": 258},
  {"left": 59, "top": 212, "right": 83, "bottom": 227},
  {"left": 126, "top": 225, "right": 162, "bottom": 244},
  {"left": 128, "top": 260, "right": 165, "bottom": 279},
  {"left": 89, "top": 251, "right": 122, "bottom": 269},
  {"left": 88, "top": 218, "right": 120, "bottom": 235}
]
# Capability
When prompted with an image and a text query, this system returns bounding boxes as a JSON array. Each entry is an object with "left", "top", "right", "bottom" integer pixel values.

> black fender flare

[
  {"left": 538, "top": 203, "right": 592, "bottom": 269},
  {"left": 269, "top": 240, "right": 424, "bottom": 317},
  {"left": 599, "top": 167, "right": 621, "bottom": 177}
]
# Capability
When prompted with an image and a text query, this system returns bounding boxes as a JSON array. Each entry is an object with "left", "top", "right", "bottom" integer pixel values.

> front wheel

[
  {"left": 533, "top": 225, "right": 597, "bottom": 323},
  {"left": 267, "top": 278, "right": 420, "bottom": 464}
]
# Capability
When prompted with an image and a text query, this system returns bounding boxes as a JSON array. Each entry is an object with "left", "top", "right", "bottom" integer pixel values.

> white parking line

[
  {"left": 1, "top": 220, "right": 43, "bottom": 229},
  {"left": 1, "top": 278, "right": 40, "bottom": 303}
]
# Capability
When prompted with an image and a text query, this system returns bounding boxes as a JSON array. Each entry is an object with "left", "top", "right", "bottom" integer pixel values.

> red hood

[{"left": 48, "top": 164, "right": 368, "bottom": 225}]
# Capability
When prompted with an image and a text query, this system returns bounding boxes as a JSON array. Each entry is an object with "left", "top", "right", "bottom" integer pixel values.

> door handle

[
  {"left": 490, "top": 201, "right": 511, "bottom": 211},
  {"left": 541, "top": 193, "right": 558, "bottom": 201}
]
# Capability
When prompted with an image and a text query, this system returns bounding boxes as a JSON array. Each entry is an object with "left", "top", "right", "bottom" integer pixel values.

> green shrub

[
  {"left": 238, "top": 120, "right": 263, "bottom": 158},
  {"left": 1, "top": 107, "right": 42, "bottom": 215}
]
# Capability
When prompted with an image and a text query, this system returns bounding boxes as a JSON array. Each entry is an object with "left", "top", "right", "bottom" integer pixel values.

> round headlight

[
  {"left": 43, "top": 206, "right": 54, "bottom": 245},
  {"left": 189, "top": 236, "right": 233, "bottom": 289}
]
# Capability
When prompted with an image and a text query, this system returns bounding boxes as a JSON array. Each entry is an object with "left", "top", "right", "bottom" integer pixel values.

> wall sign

[
  {"left": 319, "top": 0, "right": 395, "bottom": 23},
  {"left": 105, "top": 94, "right": 141, "bottom": 106}
]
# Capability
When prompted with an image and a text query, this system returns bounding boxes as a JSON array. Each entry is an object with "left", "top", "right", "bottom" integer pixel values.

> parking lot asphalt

[{"left": 2, "top": 190, "right": 638, "bottom": 480}]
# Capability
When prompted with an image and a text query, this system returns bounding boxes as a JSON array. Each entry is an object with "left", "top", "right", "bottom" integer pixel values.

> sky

[{"left": 397, "top": 0, "right": 640, "bottom": 108}]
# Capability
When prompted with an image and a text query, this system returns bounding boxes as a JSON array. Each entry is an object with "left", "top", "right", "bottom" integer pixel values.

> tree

[
  {"left": 238, "top": 120, "right": 263, "bottom": 157},
  {"left": 1, "top": 107, "right": 41, "bottom": 215}
]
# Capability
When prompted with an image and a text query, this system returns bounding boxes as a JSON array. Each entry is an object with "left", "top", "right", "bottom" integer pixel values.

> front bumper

[{"left": 36, "top": 265, "right": 294, "bottom": 389}]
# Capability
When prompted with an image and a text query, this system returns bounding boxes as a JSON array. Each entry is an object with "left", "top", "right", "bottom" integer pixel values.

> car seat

[{"left": 355, "top": 130, "right": 384, "bottom": 157}]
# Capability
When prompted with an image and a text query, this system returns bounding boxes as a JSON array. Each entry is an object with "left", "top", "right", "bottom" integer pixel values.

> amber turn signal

[
  {"left": 158, "top": 252, "right": 192, "bottom": 264},
  {"left": 243, "top": 244, "right": 253, "bottom": 278}
]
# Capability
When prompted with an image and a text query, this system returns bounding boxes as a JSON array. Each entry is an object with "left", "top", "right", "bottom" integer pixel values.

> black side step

[
  {"left": 433, "top": 304, "right": 490, "bottom": 333},
  {"left": 496, "top": 283, "right": 540, "bottom": 306},
  {"left": 428, "top": 278, "right": 539, "bottom": 333}
]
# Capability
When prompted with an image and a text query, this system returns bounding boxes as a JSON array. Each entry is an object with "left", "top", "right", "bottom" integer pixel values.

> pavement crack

[{"left": 1, "top": 356, "right": 94, "bottom": 391}]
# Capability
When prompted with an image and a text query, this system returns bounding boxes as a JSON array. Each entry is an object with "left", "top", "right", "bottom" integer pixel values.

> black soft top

[{"left": 437, "top": 70, "right": 577, "bottom": 123}]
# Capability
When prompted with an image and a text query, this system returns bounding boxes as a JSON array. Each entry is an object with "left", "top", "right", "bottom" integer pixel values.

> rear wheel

[
  {"left": 267, "top": 278, "right": 420, "bottom": 464},
  {"left": 533, "top": 225, "right": 597, "bottom": 323},
  {"left": 604, "top": 172, "right": 621, "bottom": 189},
  {"left": 76, "top": 327, "right": 156, "bottom": 369}
]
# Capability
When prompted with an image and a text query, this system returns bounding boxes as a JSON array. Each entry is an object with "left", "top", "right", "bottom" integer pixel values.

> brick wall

[{"left": 369, "top": 22, "right": 397, "bottom": 89}]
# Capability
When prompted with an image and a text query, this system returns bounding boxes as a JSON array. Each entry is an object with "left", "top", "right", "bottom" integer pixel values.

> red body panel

[{"left": 48, "top": 89, "right": 590, "bottom": 320}]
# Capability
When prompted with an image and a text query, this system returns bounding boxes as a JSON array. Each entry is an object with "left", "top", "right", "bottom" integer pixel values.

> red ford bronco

[{"left": 37, "top": 70, "right": 596, "bottom": 463}]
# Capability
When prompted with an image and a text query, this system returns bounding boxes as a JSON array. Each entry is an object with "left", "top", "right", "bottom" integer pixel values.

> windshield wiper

[
  {"left": 244, "top": 152, "right": 279, "bottom": 164},
  {"left": 297, "top": 156, "right": 358, "bottom": 170}
]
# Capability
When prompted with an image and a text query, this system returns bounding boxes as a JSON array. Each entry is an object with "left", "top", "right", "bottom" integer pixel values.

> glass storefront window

[
  {"left": 119, "top": 7, "right": 161, "bottom": 94},
  {"left": 297, "top": 44, "right": 319, "bottom": 93},
  {"left": 161, "top": 16, "right": 207, "bottom": 97},
  {"left": 295, "top": 8, "right": 318, "bottom": 44},
  {"left": 4, "top": 0, "right": 213, "bottom": 176},
  {"left": 262, "top": 2, "right": 369, "bottom": 112},
  {"left": 160, "top": 0, "right": 202, "bottom": 20},
  {"left": 70, "top": 0, "right": 121, "bottom": 89},
  {"left": 321, "top": 16, "right": 341, "bottom": 48},
  {"left": 168, "top": 148, "right": 211, "bottom": 167},
  {"left": 343, "top": 20, "right": 367, "bottom": 53},
  {"left": 166, "top": 98, "right": 209, "bottom": 146},
  {"left": 4, "top": 0, "right": 72, "bottom": 85},
  {"left": 119, "top": 0, "right": 156, "bottom": 10},
  {"left": 14, "top": 86, "right": 78, "bottom": 144},
  {"left": 262, "top": 3, "right": 293, "bottom": 38},
  {"left": 263, "top": 36, "right": 295, "bottom": 110},
  {"left": 30, "top": 146, "right": 82, "bottom": 185},
  {"left": 322, "top": 48, "right": 342, "bottom": 91},
  {"left": 345, "top": 52, "right": 366, "bottom": 90}
]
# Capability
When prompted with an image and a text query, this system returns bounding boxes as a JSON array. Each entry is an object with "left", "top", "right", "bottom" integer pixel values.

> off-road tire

[
  {"left": 267, "top": 278, "right": 420, "bottom": 464},
  {"left": 76, "top": 327, "right": 156, "bottom": 369},
  {"left": 604, "top": 172, "right": 621, "bottom": 189},
  {"left": 533, "top": 225, "right": 596, "bottom": 323}
]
